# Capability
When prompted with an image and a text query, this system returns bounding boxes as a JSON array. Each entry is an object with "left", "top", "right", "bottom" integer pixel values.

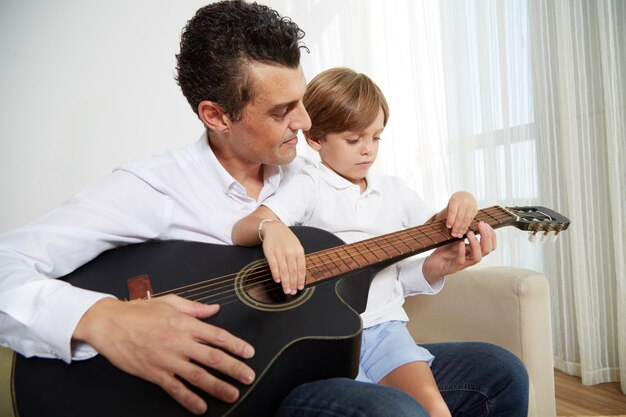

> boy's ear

[
  {"left": 305, "top": 134, "right": 323, "bottom": 151},
  {"left": 197, "top": 100, "right": 231, "bottom": 133}
]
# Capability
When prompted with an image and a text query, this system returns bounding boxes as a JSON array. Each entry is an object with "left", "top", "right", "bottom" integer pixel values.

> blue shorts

[{"left": 356, "top": 320, "right": 435, "bottom": 383}]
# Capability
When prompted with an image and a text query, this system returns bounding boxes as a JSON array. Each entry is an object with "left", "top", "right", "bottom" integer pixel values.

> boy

[{"left": 232, "top": 67, "right": 496, "bottom": 416}]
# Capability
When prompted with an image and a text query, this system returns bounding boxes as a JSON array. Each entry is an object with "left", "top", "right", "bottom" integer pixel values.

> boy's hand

[
  {"left": 261, "top": 221, "right": 306, "bottom": 295},
  {"left": 444, "top": 191, "right": 477, "bottom": 238},
  {"left": 423, "top": 221, "right": 496, "bottom": 284}
]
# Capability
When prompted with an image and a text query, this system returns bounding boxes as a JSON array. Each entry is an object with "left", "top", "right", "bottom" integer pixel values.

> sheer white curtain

[
  {"left": 292, "top": 0, "right": 625, "bottom": 391},
  {"left": 528, "top": 0, "right": 626, "bottom": 391},
  {"left": 437, "top": 0, "right": 625, "bottom": 391}
]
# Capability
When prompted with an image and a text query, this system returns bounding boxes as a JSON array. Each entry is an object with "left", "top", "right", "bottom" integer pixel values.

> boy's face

[
  {"left": 311, "top": 107, "right": 384, "bottom": 190},
  {"left": 227, "top": 63, "right": 311, "bottom": 167}
]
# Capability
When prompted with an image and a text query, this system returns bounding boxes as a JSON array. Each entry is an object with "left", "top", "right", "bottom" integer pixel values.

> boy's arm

[
  {"left": 231, "top": 205, "right": 280, "bottom": 246},
  {"left": 232, "top": 206, "right": 305, "bottom": 295}
]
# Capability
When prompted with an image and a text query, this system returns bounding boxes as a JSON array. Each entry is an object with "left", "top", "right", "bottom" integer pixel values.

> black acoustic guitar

[{"left": 10, "top": 206, "right": 569, "bottom": 417}]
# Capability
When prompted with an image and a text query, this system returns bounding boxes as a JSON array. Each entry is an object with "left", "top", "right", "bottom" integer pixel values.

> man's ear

[
  {"left": 197, "top": 100, "right": 231, "bottom": 132},
  {"left": 305, "top": 134, "right": 323, "bottom": 151}
]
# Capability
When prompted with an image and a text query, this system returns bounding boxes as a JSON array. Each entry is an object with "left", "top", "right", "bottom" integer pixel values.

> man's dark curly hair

[{"left": 176, "top": 0, "right": 307, "bottom": 121}]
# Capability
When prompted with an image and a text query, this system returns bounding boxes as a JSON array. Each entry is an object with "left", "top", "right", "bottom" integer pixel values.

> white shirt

[
  {"left": 262, "top": 163, "right": 444, "bottom": 328},
  {"left": 0, "top": 134, "right": 308, "bottom": 362}
]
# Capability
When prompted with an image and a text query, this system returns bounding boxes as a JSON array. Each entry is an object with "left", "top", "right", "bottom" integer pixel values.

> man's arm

[{"left": 0, "top": 171, "right": 258, "bottom": 415}]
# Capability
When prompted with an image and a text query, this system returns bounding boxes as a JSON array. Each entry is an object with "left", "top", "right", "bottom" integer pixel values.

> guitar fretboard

[{"left": 304, "top": 205, "right": 516, "bottom": 284}]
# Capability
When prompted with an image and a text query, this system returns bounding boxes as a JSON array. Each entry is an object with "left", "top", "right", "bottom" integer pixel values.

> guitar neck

[{"left": 304, "top": 205, "right": 517, "bottom": 285}]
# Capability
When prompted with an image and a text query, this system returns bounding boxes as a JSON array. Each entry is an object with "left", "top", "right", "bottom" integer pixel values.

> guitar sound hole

[{"left": 244, "top": 278, "right": 298, "bottom": 304}]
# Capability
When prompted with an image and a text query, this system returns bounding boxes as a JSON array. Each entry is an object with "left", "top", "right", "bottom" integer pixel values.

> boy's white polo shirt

[{"left": 262, "top": 163, "right": 444, "bottom": 328}]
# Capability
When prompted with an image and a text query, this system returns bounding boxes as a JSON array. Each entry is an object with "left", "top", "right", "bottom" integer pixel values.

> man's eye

[{"left": 272, "top": 109, "right": 290, "bottom": 120}]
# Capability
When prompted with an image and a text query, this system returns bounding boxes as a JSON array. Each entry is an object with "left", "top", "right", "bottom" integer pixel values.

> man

[{"left": 0, "top": 1, "right": 528, "bottom": 416}]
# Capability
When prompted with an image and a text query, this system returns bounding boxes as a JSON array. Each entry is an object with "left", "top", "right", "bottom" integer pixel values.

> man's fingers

[
  {"left": 156, "top": 371, "right": 210, "bottom": 415},
  {"left": 155, "top": 363, "right": 241, "bottom": 414},
  {"left": 193, "top": 323, "right": 255, "bottom": 361},
  {"left": 160, "top": 294, "right": 220, "bottom": 318},
  {"left": 187, "top": 343, "right": 255, "bottom": 386}
]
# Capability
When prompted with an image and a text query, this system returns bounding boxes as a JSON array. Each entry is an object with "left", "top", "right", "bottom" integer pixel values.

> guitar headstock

[{"left": 504, "top": 206, "right": 571, "bottom": 242}]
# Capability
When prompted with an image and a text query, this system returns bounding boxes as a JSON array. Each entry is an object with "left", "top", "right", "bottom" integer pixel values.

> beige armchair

[{"left": 405, "top": 264, "right": 556, "bottom": 417}]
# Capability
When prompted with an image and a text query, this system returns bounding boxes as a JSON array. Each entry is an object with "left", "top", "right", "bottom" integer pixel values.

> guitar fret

[
  {"left": 405, "top": 230, "right": 427, "bottom": 250},
  {"left": 415, "top": 225, "right": 438, "bottom": 245},
  {"left": 332, "top": 247, "right": 356, "bottom": 272},
  {"left": 376, "top": 237, "right": 397, "bottom": 259},
  {"left": 350, "top": 243, "right": 371, "bottom": 265},
  {"left": 324, "top": 251, "right": 344, "bottom": 276},
  {"left": 339, "top": 247, "right": 361, "bottom": 269},
  {"left": 383, "top": 234, "right": 408, "bottom": 255},
  {"left": 308, "top": 253, "right": 337, "bottom": 282},
  {"left": 359, "top": 244, "right": 383, "bottom": 263}
]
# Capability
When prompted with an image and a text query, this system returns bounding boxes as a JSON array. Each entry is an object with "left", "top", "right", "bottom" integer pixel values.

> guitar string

[
  {"left": 194, "top": 207, "right": 560, "bottom": 306},
  {"left": 185, "top": 208, "right": 513, "bottom": 306},
  {"left": 146, "top": 207, "right": 513, "bottom": 305},
  {"left": 146, "top": 207, "right": 513, "bottom": 304},
  {"left": 147, "top": 207, "right": 512, "bottom": 306},
  {"left": 200, "top": 206, "right": 562, "bottom": 307}
]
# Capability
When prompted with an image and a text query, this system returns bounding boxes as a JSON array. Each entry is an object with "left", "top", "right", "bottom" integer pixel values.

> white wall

[
  {"left": 0, "top": 1, "right": 201, "bottom": 231},
  {"left": 1, "top": 0, "right": 368, "bottom": 233}
]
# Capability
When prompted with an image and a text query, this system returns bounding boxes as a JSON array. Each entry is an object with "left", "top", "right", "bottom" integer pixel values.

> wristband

[{"left": 258, "top": 218, "right": 281, "bottom": 242}]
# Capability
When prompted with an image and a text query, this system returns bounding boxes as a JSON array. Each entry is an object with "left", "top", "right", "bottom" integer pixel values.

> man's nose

[{"left": 291, "top": 101, "right": 311, "bottom": 132}]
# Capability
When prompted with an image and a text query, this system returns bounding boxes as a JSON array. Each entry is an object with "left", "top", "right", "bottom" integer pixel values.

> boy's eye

[{"left": 346, "top": 138, "right": 360, "bottom": 144}]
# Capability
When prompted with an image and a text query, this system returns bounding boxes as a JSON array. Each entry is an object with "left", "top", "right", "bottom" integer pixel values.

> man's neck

[{"left": 207, "top": 134, "right": 265, "bottom": 200}]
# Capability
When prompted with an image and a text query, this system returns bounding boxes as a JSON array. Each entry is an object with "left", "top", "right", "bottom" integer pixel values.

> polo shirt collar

[{"left": 317, "top": 162, "right": 381, "bottom": 196}]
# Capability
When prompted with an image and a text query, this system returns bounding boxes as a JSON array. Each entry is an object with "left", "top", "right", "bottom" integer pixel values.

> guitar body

[{"left": 12, "top": 227, "right": 376, "bottom": 417}]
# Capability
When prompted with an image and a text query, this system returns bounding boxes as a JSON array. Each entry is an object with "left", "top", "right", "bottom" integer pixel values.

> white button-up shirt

[
  {"left": 262, "top": 163, "right": 444, "bottom": 328},
  {"left": 0, "top": 134, "right": 308, "bottom": 362}
]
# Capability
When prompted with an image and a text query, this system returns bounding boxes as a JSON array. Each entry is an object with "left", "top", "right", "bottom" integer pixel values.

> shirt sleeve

[
  {"left": 397, "top": 256, "right": 444, "bottom": 297},
  {"left": 0, "top": 170, "right": 168, "bottom": 362}
]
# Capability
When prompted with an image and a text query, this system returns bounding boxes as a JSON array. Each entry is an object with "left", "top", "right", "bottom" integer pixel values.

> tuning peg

[
  {"left": 541, "top": 231, "right": 549, "bottom": 243},
  {"left": 528, "top": 230, "right": 538, "bottom": 242}
]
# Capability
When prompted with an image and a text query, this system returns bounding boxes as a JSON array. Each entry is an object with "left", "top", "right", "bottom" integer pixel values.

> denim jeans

[{"left": 275, "top": 342, "right": 529, "bottom": 417}]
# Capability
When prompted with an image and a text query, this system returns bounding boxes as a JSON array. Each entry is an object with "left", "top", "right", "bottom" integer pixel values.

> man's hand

[
  {"left": 73, "top": 295, "right": 256, "bottom": 415},
  {"left": 423, "top": 221, "right": 496, "bottom": 284}
]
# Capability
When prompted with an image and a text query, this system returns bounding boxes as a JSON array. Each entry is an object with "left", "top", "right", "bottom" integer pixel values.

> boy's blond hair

[{"left": 303, "top": 67, "right": 389, "bottom": 141}]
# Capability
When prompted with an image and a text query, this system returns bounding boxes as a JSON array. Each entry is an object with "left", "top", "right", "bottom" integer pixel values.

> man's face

[{"left": 227, "top": 63, "right": 311, "bottom": 167}]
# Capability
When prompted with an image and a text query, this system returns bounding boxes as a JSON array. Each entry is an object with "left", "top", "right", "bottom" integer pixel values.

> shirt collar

[
  {"left": 317, "top": 162, "right": 381, "bottom": 196},
  {"left": 197, "top": 132, "right": 284, "bottom": 198}
]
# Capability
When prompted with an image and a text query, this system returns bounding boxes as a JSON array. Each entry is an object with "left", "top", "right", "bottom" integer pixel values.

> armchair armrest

[{"left": 404, "top": 264, "right": 556, "bottom": 417}]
